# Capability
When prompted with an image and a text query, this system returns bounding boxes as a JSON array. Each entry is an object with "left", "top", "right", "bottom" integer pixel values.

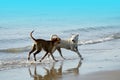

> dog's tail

[{"left": 30, "top": 30, "right": 36, "bottom": 42}]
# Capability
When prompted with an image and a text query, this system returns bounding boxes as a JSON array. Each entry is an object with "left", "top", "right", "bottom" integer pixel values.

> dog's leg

[
  {"left": 28, "top": 67, "right": 33, "bottom": 77},
  {"left": 74, "top": 47, "right": 83, "bottom": 60},
  {"left": 57, "top": 47, "right": 65, "bottom": 59},
  {"left": 33, "top": 50, "right": 40, "bottom": 61},
  {"left": 47, "top": 53, "right": 50, "bottom": 58},
  {"left": 50, "top": 53, "right": 58, "bottom": 62},
  {"left": 28, "top": 44, "right": 36, "bottom": 60},
  {"left": 40, "top": 52, "right": 48, "bottom": 62}
]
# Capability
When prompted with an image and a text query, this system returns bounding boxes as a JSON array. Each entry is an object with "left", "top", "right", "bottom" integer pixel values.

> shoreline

[{"left": 0, "top": 62, "right": 120, "bottom": 80}]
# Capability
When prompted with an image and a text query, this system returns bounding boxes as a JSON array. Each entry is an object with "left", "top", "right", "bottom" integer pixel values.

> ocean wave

[
  {"left": 63, "top": 26, "right": 120, "bottom": 33},
  {"left": 0, "top": 46, "right": 31, "bottom": 53},
  {"left": 0, "top": 37, "right": 30, "bottom": 43},
  {"left": 0, "top": 32, "right": 120, "bottom": 53},
  {"left": 0, "top": 58, "right": 29, "bottom": 71},
  {"left": 79, "top": 32, "right": 120, "bottom": 45}
]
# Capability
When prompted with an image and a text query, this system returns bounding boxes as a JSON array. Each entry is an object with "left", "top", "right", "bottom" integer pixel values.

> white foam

[{"left": 79, "top": 36, "right": 114, "bottom": 45}]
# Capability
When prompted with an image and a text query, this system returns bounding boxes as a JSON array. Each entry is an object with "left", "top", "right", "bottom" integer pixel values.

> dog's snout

[
  {"left": 58, "top": 40, "right": 60, "bottom": 44},
  {"left": 57, "top": 39, "right": 61, "bottom": 44},
  {"left": 72, "top": 39, "right": 75, "bottom": 43}
]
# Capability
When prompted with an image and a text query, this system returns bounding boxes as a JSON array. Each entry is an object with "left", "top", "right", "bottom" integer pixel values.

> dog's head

[
  {"left": 51, "top": 34, "right": 59, "bottom": 39},
  {"left": 51, "top": 37, "right": 61, "bottom": 46},
  {"left": 51, "top": 35, "right": 61, "bottom": 45},
  {"left": 71, "top": 34, "right": 79, "bottom": 43}
]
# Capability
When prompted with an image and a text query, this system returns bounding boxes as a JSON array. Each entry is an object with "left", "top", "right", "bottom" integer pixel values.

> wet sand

[
  {"left": 0, "top": 51, "right": 120, "bottom": 80},
  {"left": 0, "top": 59, "right": 120, "bottom": 80},
  {"left": 80, "top": 70, "right": 120, "bottom": 80}
]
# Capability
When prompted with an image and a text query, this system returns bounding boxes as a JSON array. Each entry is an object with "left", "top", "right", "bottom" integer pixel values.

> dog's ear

[
  {"left": 53, "top": 38, "right": 61, "bottom": 41},
  {"left": 51, "top": 38, "right": 56, "bottom": 41},
  {"left": 51, "top": 38, "right": 61, "bottom": 44},
  {"left": 57, "top": 37, "right": 61, "bottom": 40},
  {"left": 51, "top": 35, "right": 61, "bottom": 41},
  {"left": 51, "top": 38, "right": 59, "bottom": 41}
]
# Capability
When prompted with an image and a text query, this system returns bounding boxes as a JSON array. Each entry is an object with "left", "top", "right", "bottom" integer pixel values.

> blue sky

[
  {"left": 0, "top": 0, "right": 120, "bottom": 27},
  {"left": 0, "top": 0, "right": 120, "bottom": 16}
]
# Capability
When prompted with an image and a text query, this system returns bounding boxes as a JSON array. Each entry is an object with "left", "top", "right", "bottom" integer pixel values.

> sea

[{"left": 0, "top": 0, "right": 120, "bottom": 80}]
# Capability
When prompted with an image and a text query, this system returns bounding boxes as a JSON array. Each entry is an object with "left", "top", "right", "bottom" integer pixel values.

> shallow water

[
  {"left": 0, "top": 46, "right": 120, "bottom": 80},
  {"left": 0, "top": 26, "right": 120, "bottom": 71}
]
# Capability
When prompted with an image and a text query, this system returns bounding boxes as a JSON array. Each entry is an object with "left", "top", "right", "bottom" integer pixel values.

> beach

[
  {"left": 0, "top": 0, "right": 120, "bottom": 80},
  {"left": 0, "top": 48, "right": 120, "bottom": 80},
  {"left": 0, "top": 33, "right": 120, "bottom": 80}
]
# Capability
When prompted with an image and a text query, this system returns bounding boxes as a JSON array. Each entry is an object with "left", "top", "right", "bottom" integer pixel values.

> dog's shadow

[{"left": 28, "top": 60, "right": 82, "bottom": 80}]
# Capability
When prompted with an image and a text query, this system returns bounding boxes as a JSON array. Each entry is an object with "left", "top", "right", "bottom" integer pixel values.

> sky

[
  {"left": 0, "top": 0, "right": 120, "bottom": 27},
  {"left": 0, "top": 0, "right": 120, "bottom": 16}
]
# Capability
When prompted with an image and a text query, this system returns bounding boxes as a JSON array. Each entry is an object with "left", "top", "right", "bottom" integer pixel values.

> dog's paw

[
  {"left": 28, "top": 57, "right": 30, "bottom": 60},
  {"left": 39, "top": 60, "right": 42, "bottom": 62}
]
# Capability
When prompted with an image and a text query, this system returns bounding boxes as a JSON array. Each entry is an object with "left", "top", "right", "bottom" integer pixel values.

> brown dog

[{"left": 28, "top": 31, "right": 61, "bottom": 62}]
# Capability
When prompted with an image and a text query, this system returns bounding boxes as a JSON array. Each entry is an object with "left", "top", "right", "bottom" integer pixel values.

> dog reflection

[
  {"left": 43, "top": 62, "right": 63, "bottom": 80},
  {"left": 28, "top": 62, "right": 62, "bottom": 80},
  {"left": 28, "top": 60, "right": 82, "bottom": 80},
  {"left": 65, "top": 60, "right": 82, "bottom": 75},
  {"left": 29, "top": 66, "right": 43, "bottom": 80}
]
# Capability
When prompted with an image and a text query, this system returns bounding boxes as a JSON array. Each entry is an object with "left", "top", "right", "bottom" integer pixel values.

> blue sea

[{"left": 0, "top": 0, "right": 120, "bottom": 80}]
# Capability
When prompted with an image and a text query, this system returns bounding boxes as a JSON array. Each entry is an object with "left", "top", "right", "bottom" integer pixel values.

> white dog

[{"left": 51, "top": 34, "right": 83, "bottom": 60}]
